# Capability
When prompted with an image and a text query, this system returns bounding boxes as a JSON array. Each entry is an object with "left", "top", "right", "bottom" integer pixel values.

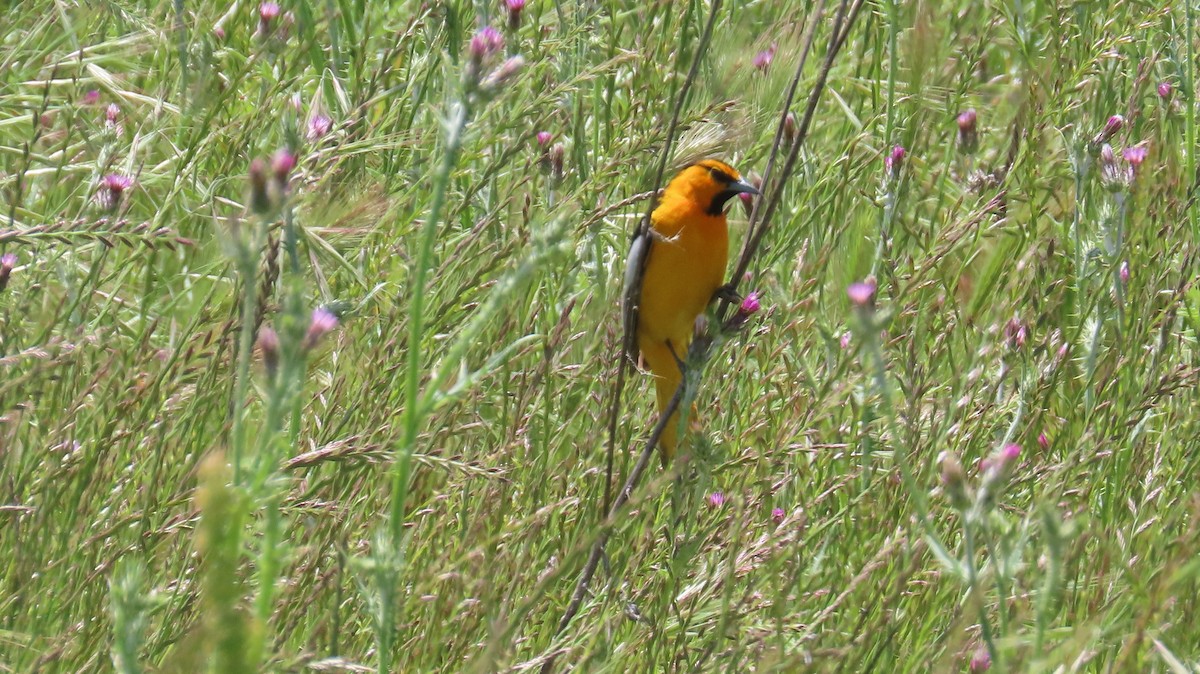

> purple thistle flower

[
  {"left": 839, "top": 332, "right": 852, "bottom": 349},
  {"left": 707, "top": 492, "right": 726, "bottom": 508},
  {"left": 885, "top": 145, "right": 906, "bottom": 178},
  {"left": 752, "top": 49, "right": 773, "bottom": 72},
  {"left": 0, "top": 252, "right": 15, "bottom": 292},
  {"left": 969, "top": 645, "right": 992, "bottom": 673},
  {"left": 470, "top": 26, "right": 504, "bottom": 61},
  {"left": 306, "top": 113, "right": 333, "bottom": 142},
  {"left": 1158, "top": 81, "right": 1173, "bottom": 101},
  {"left": 771, "top": 507, "right": 785, "bottom": 524},
  {"left": 303, "top": 307, "right": 339, "bottom": 350},
  {"left": 97, "top": 174, "right": 134, "bottom": 211},
  {"left": 506, "top": 0, "right": 526, "bottom": 29},
  {"left": 249, "top": 158, "right": 271, "bottom": 215},
  {"left": 738, "top": 291, "right": 761, "bottom": 316},
  {"left": 1119, "top": 260, "right": 1130, "bottom": 283},
  {"left": 536, "top": 131, "right": 552, "bottom": 147},
  {"left": 82, "top": 90, "right": 101, "bottom": 106},
  {"left": 272, "top": 148, "right": 297, "bottom": 183},
  {"left": 1100, "top": 114, "right": 1124, "bottom": 141},
  {"left": 957, "top": 108, "right": 978, "bottom": 155},
  {"left": 1122, "top": 144, "right": 1148, "bottom": 171},
  {"left": 1000, "top": 442, "right": 1021, "bottom": 463},
  {"left": 105, "top": 103, "right": 120, "bottom": 125},
  {"left": 257, "top": 326, "right": 280, "bottom": 376},
  {"left": 847, "top": 280, "right": 876, "bottom": 307},
  {"left": 1037, "top": 432, "right": 1049, "bottom": 450}
]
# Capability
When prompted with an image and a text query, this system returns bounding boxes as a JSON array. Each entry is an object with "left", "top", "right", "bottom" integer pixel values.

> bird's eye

[{"left": 708, "top": 166, "right": 726, "bottom": 183}]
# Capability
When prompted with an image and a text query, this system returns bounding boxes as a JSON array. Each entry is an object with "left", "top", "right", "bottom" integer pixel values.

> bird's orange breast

[{"left": 636, "top": 198, "right": 729, "bottom": 348}]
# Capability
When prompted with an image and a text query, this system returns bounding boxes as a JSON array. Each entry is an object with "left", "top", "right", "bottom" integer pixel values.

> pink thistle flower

[
  {"left": 0, "top": 252, "right": 15, "bottom": 292},
  {"left": 82, "top": 90, "right": 101, "bottom": 106},
  {"left": 1037, "top": 432, "right": 1049, "bottom": 450},
  {"left": 1004, "top": 317, "right": 1028, "bottom": 350},
  {"left": 271, "top": 148, "right": 296, "bottom": 183},
  {"left": 307, "top": 113, "right": 333, "bottom": 141},
  {"left": 783, "top": 111, "right": 798, "bottom": 147},
  {"left": 1122, "top": 144, "right": 1148, "bottom": 170},
  {"left": 771, "top": 507, "right": 785, "bottom": 524},
  {"left": 957, "top": 108, "right": 978, "bottom": 154},
  {"left": 536, "top": 131, "right": 552, "bottom": 147},
  {"left": 249, "top": 158, "right": 271, "bottom": 215},
  {"left": 1099, "top": 114, "right": 1124, "bottom": 142},
  {"left": 97, "top": 174, "right": 133, "bottom": 211},
  {"left": 707, "top": 492, "right": 726, "bottom": 508},
  {"left": 999, "top": 442, "right": 1021, "bottom": 465},
  {"left": 470, "top": 26, "right": 504, "bottom": 61},
  {"left": 259, "top": 2, "right": 280, "bottom": 22},
  {"left": 885, "top": 144, "right": 906, "bottom": 178},
  {"left": 840, "top": 332, "right": 852, "bottom": 349},
  {"left": 1158, "top": 81, "right": 1173, "bottom": 101},
  {"left": 105, "top": 103, "right": 120, "bottom": 125},
  {"left": 956, "top": 108, "right": 977, "bottom": 134},
  {"left": 1119, "top": 260, "right": 1130, "bottom": 283},
  {"left": 257, "top": 326, "right": 280, "bottom": 375},
  {"left": 506, "top": 0, "right": 526, "bottom": 29},
  {"left": 738, "top": 291, "right": 761, "bottom": 316},
  {"left": 480, "top": 55, "right": 525, "bottom": 92},
  {"left": 847, "top": 280, "right": 876, "bottom": 307},
  {"left": 752, "top": 49, "right": 773, "bottom": 72},
  {"left": 303, "top": 307, "right": 339, "bottom": 350},
  {"left": 969, "top": 645, "right": 991, "bottom": 673}
]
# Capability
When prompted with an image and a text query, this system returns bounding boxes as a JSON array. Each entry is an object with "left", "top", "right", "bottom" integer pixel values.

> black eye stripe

[{"left": 707, "top": 166, "right": 734, "bottom": 184}]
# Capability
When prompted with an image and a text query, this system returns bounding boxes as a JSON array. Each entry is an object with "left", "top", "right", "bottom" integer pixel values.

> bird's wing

[{"left": 621, "top": 227, "right": 651, "bottom": 362}]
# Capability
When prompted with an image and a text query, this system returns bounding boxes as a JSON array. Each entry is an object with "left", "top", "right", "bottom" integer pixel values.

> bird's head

[{"left": 664, "top": 159, "right": 759, "bottom": 216}]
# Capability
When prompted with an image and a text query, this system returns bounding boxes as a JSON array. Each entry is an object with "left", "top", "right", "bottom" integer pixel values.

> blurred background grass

[{"left": 1, "top": 0, "right": 1199, "bottom": 671}]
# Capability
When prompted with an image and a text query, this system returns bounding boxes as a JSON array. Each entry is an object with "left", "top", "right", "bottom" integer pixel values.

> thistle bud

[
  {"left": 480, "top": 55, "right": 525, "bottom": 94},
  {"left": 505, "top": 0, "right": 526, "bottom": 31},
  {"left": 1157, "top": 81, "right": 1173, "bottom": 102},
  {"left": 738, "top": 291, "right": 761, "bottom": 317},
  {"left": 272, "top": 148, "right": 296, "bottom": 186},
  {"left": 783, "top": 111, "right": 798, "bottom": 148},
  {"left": 1089, "top": 114, "right": 1123, "bottom": 155},
  {"left": 938, "top": 451, "right": 969, "bottom": 510},
  {"left": 885, "top": 145, "right": 906, "bottom": 179},
  {"left": 956, "top": 108, "right": 978, "bottom": 155},
  {"left": 549, "top": 142, "right": 565, "bottom": 182},
  {"left": 256, "top": 326, "right": 280, "bottom": 377},
  {"left": 0, "top": 252, "right": 16, "bottom": 292},
  {"left": 249, "top": 158, "right": 272, "bottom": 215}
]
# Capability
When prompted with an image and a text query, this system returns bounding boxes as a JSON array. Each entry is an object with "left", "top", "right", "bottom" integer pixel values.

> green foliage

[{"left": 0, "top": 0, "right": 1198, "bottom": 672}]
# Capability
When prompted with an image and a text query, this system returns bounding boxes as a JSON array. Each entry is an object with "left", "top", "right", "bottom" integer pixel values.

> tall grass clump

[{"left": 1, "top": 0, "right": 1199, "bottom": 672}]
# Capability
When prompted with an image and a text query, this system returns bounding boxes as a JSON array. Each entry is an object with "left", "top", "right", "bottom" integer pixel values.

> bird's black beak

[
  {"left": 709, "top": 178, "right": 762, "bottom": 215},
  {"left": 727, "top": 179, "right": 760, "bottom": 196}
]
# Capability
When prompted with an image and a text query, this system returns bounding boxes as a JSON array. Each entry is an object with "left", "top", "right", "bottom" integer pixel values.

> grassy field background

[{"left": 3, "top": 0, "right": 1200, "bottom": 672}]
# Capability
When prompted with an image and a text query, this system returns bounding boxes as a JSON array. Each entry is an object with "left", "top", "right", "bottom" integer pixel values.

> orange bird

[{"left": 623, "top": 159, "right": 758, "bottom": 464}]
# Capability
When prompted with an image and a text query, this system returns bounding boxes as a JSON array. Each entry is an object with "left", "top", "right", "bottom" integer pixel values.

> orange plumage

[{"left": 624, "top": 159, "right": 758, "bottom": 464}]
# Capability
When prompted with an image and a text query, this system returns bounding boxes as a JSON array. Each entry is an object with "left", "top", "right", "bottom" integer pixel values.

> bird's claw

[{"left": 712, "top": 283, "right": 742, "bottom": 306}]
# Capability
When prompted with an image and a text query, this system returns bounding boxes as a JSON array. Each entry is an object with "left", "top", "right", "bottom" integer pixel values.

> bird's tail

[{"left": 641, "top": 339, "right": 685, "bottom": 466}]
